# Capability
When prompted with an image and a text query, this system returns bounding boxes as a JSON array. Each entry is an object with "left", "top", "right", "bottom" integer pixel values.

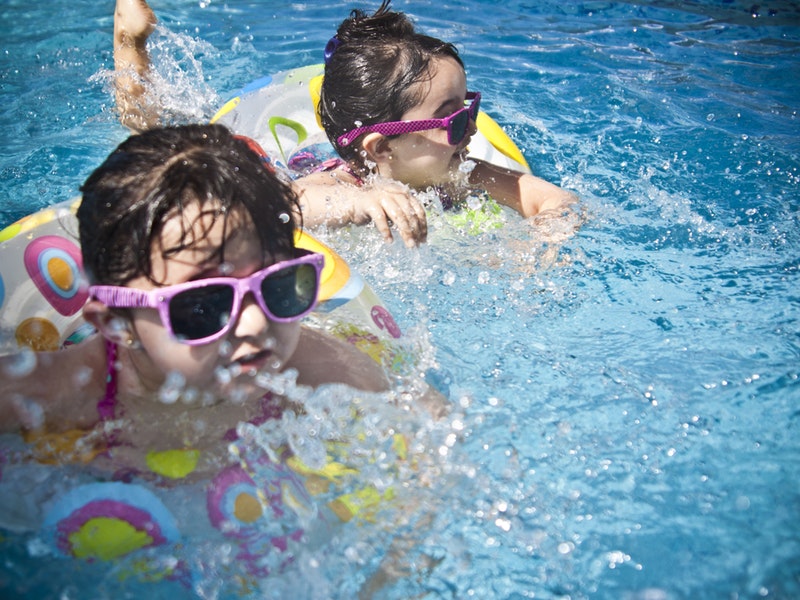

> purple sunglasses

[
  {"left": 90, "top": 250, "right": 324, "bottom": 345},
  {"left": 337, "top": 92, "right": 481, "bottom": 148}
]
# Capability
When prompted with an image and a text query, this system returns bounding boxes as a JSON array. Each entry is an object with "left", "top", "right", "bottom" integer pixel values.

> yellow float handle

[
  {"left": 294, "top": 230, "right": 351, "bottom": 302},
  {"left": 268, "top": 117, "right": 308, "bottom": 163},
  {"left": 475, "top": 112, "right": 529, "bottom": 170}
]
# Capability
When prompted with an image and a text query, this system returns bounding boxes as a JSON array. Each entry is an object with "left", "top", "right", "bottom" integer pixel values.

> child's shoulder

[{"left": 290, "top": 327, "right": 389, "bottom": 392}]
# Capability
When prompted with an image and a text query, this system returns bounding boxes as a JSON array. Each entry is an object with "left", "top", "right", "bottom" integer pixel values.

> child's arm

[
  {"left": 113, "top": 0, "right": 159, "bottom": 132},
  {"left": 0, "top": 340, "right": 105, "bottom": 433},
  {"left": 295, "top": 171, "right": 428, "bottom": 248},
  {"left": 469, "top": 158, "right": 577, "bottom": 218}
]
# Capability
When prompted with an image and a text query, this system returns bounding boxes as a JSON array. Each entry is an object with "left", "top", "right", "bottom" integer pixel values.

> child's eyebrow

[{"left": 434, "top": 95, "right": 463, "bottom": 116}]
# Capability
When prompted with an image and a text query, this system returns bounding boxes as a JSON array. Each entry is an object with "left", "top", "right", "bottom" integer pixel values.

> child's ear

[
  {"left": 82, "top": 300, "right": 131, "bottom": 345},
  {"left": 361, "top": 132, "right": 393, "bottom": 164}
]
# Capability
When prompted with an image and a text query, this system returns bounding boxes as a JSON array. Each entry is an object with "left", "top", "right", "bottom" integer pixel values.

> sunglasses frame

[
  {"left": 337, "top": 92, "right": 481, "bottom": 148},
  {"left": 89, "top": 250, "right": 324, "bottom": 345}
]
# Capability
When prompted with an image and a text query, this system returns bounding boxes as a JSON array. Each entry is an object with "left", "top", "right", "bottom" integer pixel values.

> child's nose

[{"left": 232, "top": 292, "right": 269, "bottom": 338}]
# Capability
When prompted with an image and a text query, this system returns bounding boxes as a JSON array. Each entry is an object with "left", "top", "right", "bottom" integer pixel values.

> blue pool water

[{"left": 1, "top": 1, "right": 799, "bottom": 598}]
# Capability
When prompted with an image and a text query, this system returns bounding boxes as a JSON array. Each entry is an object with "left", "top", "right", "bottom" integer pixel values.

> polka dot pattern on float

[
  {"left": 23, "top": 235, "right": 87, "bottom": 317},
  {"left": 15, "top": 317, "right": 61, "bottom": 352},
  {"left": 43, "top": 482, "right": 180, "bottom": 561}
]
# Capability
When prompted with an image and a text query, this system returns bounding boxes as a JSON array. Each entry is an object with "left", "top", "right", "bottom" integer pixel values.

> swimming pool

[{"left": 1, "top": 0, "right": 798, "bottom": 598}]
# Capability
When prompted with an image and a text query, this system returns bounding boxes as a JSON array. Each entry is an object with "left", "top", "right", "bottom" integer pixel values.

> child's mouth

[{"left": 232, "top": 349, "right": 272, "bottom": 372}]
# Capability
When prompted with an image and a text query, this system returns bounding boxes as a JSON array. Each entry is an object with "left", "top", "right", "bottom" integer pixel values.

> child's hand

[
  {"left": 294, "top": 172, "right": 427, "bottom": 247},
  {"left": 351, "top": 182, "right": 427, "bottom": 247}
]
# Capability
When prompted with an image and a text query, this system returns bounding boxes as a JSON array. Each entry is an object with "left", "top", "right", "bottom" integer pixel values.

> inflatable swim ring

[
  {"left": 0, "top": 196, "right": 404, "bottom": 362},
  {"left": 0, "top": 422, "right": 406, "bottom": 581},
  {"left": 211, "top": 63, "right": 531, "bottom": 175}
]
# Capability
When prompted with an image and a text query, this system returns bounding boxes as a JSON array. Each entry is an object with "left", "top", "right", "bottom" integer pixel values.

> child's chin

[{"left": 216, "top": 379, "right": 264, "bottom": 405}]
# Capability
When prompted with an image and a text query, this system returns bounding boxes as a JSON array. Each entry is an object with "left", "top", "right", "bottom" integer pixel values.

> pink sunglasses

[
  {"left": 89, "top": 250, "right": 324, "bottom": 345},
  {"left": 337, "top": 92, "right": 481, "bottom": 148}
]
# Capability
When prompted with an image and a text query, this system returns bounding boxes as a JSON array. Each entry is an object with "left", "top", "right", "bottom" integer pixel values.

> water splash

[{"left": 90, "top": 25, "right": 221, "bottom": 126}]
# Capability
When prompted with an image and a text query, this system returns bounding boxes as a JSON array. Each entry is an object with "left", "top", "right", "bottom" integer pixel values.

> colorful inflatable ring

[
  {"left": 0, "top": 199, "right": 93, "bottom": 352},
  {"left": 211, "top": 63, "right": 531, "bottom": 174},
  {"left": 0, "top": 197, "right": 403, "bottom": 359}
]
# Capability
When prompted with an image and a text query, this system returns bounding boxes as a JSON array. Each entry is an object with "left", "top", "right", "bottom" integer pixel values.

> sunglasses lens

[
  {"left": 169, "top": 285, "right": 233, "bottom": 341},
  {"left": 450, "top": 110, "right": 469, "bottom": 145},
  {"left": 470, "top": 95, "right": 480, "bottom": 119},
  {"left": 261, "top": 263, "right": 318, "bottom": 318}
]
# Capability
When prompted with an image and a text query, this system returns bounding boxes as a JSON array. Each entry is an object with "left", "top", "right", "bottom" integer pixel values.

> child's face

[
  {"left": 381, "top": 56, "right": 476, "bottom": 189},
  {"left": 123, "top": 204, "right": 301, "bottom": 396}
]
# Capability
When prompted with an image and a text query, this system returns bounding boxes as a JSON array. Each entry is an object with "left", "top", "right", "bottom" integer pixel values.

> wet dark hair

[
  {"left": 319, "top": 0, "right": 463, "bottom": 171},
  {"left": 78, "top": 124, "right": 300, "bottom": 286}
]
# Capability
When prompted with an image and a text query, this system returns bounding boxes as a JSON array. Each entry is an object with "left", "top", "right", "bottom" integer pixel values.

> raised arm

[
  {"left": 469, "top": 158, "right": 577, "bottom": 218},
  {"left": 113, "top": 0, "right": 159, "bottom": 132}
]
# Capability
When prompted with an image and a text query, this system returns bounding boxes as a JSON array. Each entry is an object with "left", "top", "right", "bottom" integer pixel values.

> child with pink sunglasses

[
  {"left": 112, "top": 1, "right": 575, "bottom": 248},
  {"left": 298, "top": 1, "right": 576, "bottom": 247},
  {"left": 0, "top": 124, "right": 389, "bottom": 479}
]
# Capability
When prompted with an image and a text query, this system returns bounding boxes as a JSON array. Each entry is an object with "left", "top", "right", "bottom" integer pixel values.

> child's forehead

[
  {"left": 157, "top": 203, "right": 256, "bottom": 261},
  {"left": 413, "top": 57, "right": 467, "bottom": 102}
]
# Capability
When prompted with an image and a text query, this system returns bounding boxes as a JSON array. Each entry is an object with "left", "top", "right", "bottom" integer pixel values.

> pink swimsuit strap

[{"left": 97, "top": 340, "right": 118, "bottom": 422}]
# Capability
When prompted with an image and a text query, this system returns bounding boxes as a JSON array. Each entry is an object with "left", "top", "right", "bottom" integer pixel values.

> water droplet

[
  {"left": 215, "top": 365, "right": 233, "bottom": 385},
  {"left": 159, "top": 371, "right": 186, "bottom": 404},
  {"left": 458, "top": 159, "right": 476, "bottom": 174},
  {"left": 495, "top": 517, "right": 511, "bottom": 532},
  {"left": 3, "top": 349, "right": 37, "bottom": 378},
  {"left": 12, "top": 396, "right": 44, "bottom": 429}
]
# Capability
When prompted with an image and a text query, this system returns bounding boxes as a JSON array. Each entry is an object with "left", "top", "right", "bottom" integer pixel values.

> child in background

[
  {"left": 112, "top": 0, "right": 576, "bottom": 248},
  {"left": 0, "top": 123, "right": 389, "bottom": 478},
  {"left": 298, "top": 0, "right": 576, "bottom": 245}
]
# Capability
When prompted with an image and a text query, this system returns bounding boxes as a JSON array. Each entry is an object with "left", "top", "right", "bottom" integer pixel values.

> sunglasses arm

[
  {"left": 338, "top": 119, "right": 445, "bottom": 147},
  {"left": 89, "top": 286, "right": 158, "bottom": 309}
]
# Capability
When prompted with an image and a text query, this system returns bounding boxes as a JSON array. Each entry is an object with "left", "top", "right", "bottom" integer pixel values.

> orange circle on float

[
  {"left": 233, "top": 492, "right": 263, "bottom": 523},
  {"left": 46, "top": 256, "right": 74, "bottom": 292},
  {"left": 16, "top": 317, "right": 60, "bottom": 351}
]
